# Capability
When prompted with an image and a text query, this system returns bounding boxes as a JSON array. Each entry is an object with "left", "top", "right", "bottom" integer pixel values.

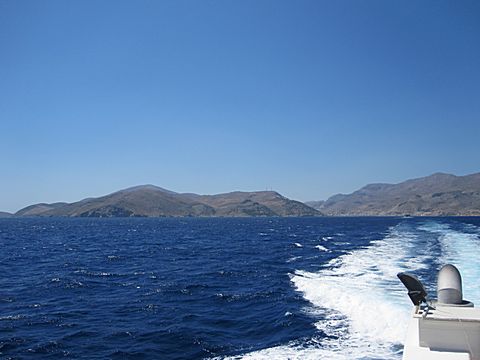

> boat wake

[
  {"left": 230, "top": 219, "right": 480, "bottom": 360},
  {"left": 419, "top": 221, "right": 480, "bottom": 302}
]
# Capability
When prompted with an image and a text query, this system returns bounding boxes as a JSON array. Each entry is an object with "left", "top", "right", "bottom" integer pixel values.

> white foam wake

[
  {"left": 225, "top": 224, "right": 433, "bottom": 360},
  {"left": 222, "top": 220, "right": 480, "bottom": 360},
  {"left": 291, "top": 226, "right": 430, "bottom": 359},
  {"left": 419, "top": 221, "right": 480, "bottom": 303}
]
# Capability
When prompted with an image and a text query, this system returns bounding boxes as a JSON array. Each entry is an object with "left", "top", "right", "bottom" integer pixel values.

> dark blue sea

[{"left": 1, "top": 217, "right": 480, "bottom": 359}]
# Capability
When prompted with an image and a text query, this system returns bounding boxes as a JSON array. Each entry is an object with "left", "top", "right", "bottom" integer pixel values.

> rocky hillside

[
  {"left": 0, "top": 211, "right": 13, "bottom": 218},
  {"left": 308, "top": 172, "right": 480, "bottom": 216},
  {"left": 16, "top": 203, "right": 68, "bottom": 217},
  {"left": 15, "top": 185, "right": 321, "bottom": 218}
]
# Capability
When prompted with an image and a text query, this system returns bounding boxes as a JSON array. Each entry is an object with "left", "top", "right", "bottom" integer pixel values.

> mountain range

[
  {"left": 14, "top": 185, "right": 320, "bottom": 218},
  {"left": 4, "top": 172, "right": 480, "bottom": 218},
  {"left": 307, "top": 172, "right": 480, "bottom": 216}
]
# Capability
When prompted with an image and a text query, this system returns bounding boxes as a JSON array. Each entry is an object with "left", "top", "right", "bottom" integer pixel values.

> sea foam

[
  {"left": 231, "top": 223, "right": 436, "bottom": 359},
  {"left": 420, "top": 221, "right": 480, "bottom": 303}
]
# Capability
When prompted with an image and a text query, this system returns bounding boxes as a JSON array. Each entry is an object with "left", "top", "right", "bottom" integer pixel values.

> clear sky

[{"left": 1, "top": 0, "right": 479, "bottom": 213}]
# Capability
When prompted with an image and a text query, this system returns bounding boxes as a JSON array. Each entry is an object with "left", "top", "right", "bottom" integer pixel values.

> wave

[
  {"left": 229, "top": 223, "right": 436, "bottom": 359},
  {"left": 314, "top": 245, "right": 329, "bottom": 252},
  {"left": 419, "top": 221, "right": 480, "bottom": 303}
]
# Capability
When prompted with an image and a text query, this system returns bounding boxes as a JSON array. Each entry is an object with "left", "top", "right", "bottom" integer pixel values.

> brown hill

[
  {"left": 308, "top": 172, "right": 480, "bottom": 216},
  {"left": 16, "top": 185, "right": 321, "bottom": 218},
  {"left": 16, "top": 202, "right": 68, "bottom": 217}
]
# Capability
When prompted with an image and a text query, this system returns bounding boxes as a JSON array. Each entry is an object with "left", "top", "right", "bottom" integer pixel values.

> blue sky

[{"left": 1, "top": 0, "right": 479, "bottom": 212}]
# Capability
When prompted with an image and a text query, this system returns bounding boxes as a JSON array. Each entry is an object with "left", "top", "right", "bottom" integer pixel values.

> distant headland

[{"left": 13, "top": 186, "right": 321, "bottom": 218}]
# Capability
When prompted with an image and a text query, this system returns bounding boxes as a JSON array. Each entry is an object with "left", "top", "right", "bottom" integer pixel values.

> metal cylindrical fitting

[{"left": 437, "top": 264, "right": 463, "bottom": 305}]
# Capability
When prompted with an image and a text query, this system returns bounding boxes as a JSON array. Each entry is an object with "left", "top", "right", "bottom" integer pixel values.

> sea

[{"left": 1, "top": 217, "right": 480, "bottom": 360}]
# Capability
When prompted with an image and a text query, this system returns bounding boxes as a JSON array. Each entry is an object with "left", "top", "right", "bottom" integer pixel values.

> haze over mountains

[
  {"left": 307, "top": 172, "right": 480, "bottom": 216},
  {"left": 15, "top": 186, "right": 320, "bottom": 218}
]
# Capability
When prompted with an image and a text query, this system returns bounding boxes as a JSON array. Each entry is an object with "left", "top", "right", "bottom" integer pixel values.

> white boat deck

[{"left": 403, "top": 306, "right": 480, "bottom": 360}]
